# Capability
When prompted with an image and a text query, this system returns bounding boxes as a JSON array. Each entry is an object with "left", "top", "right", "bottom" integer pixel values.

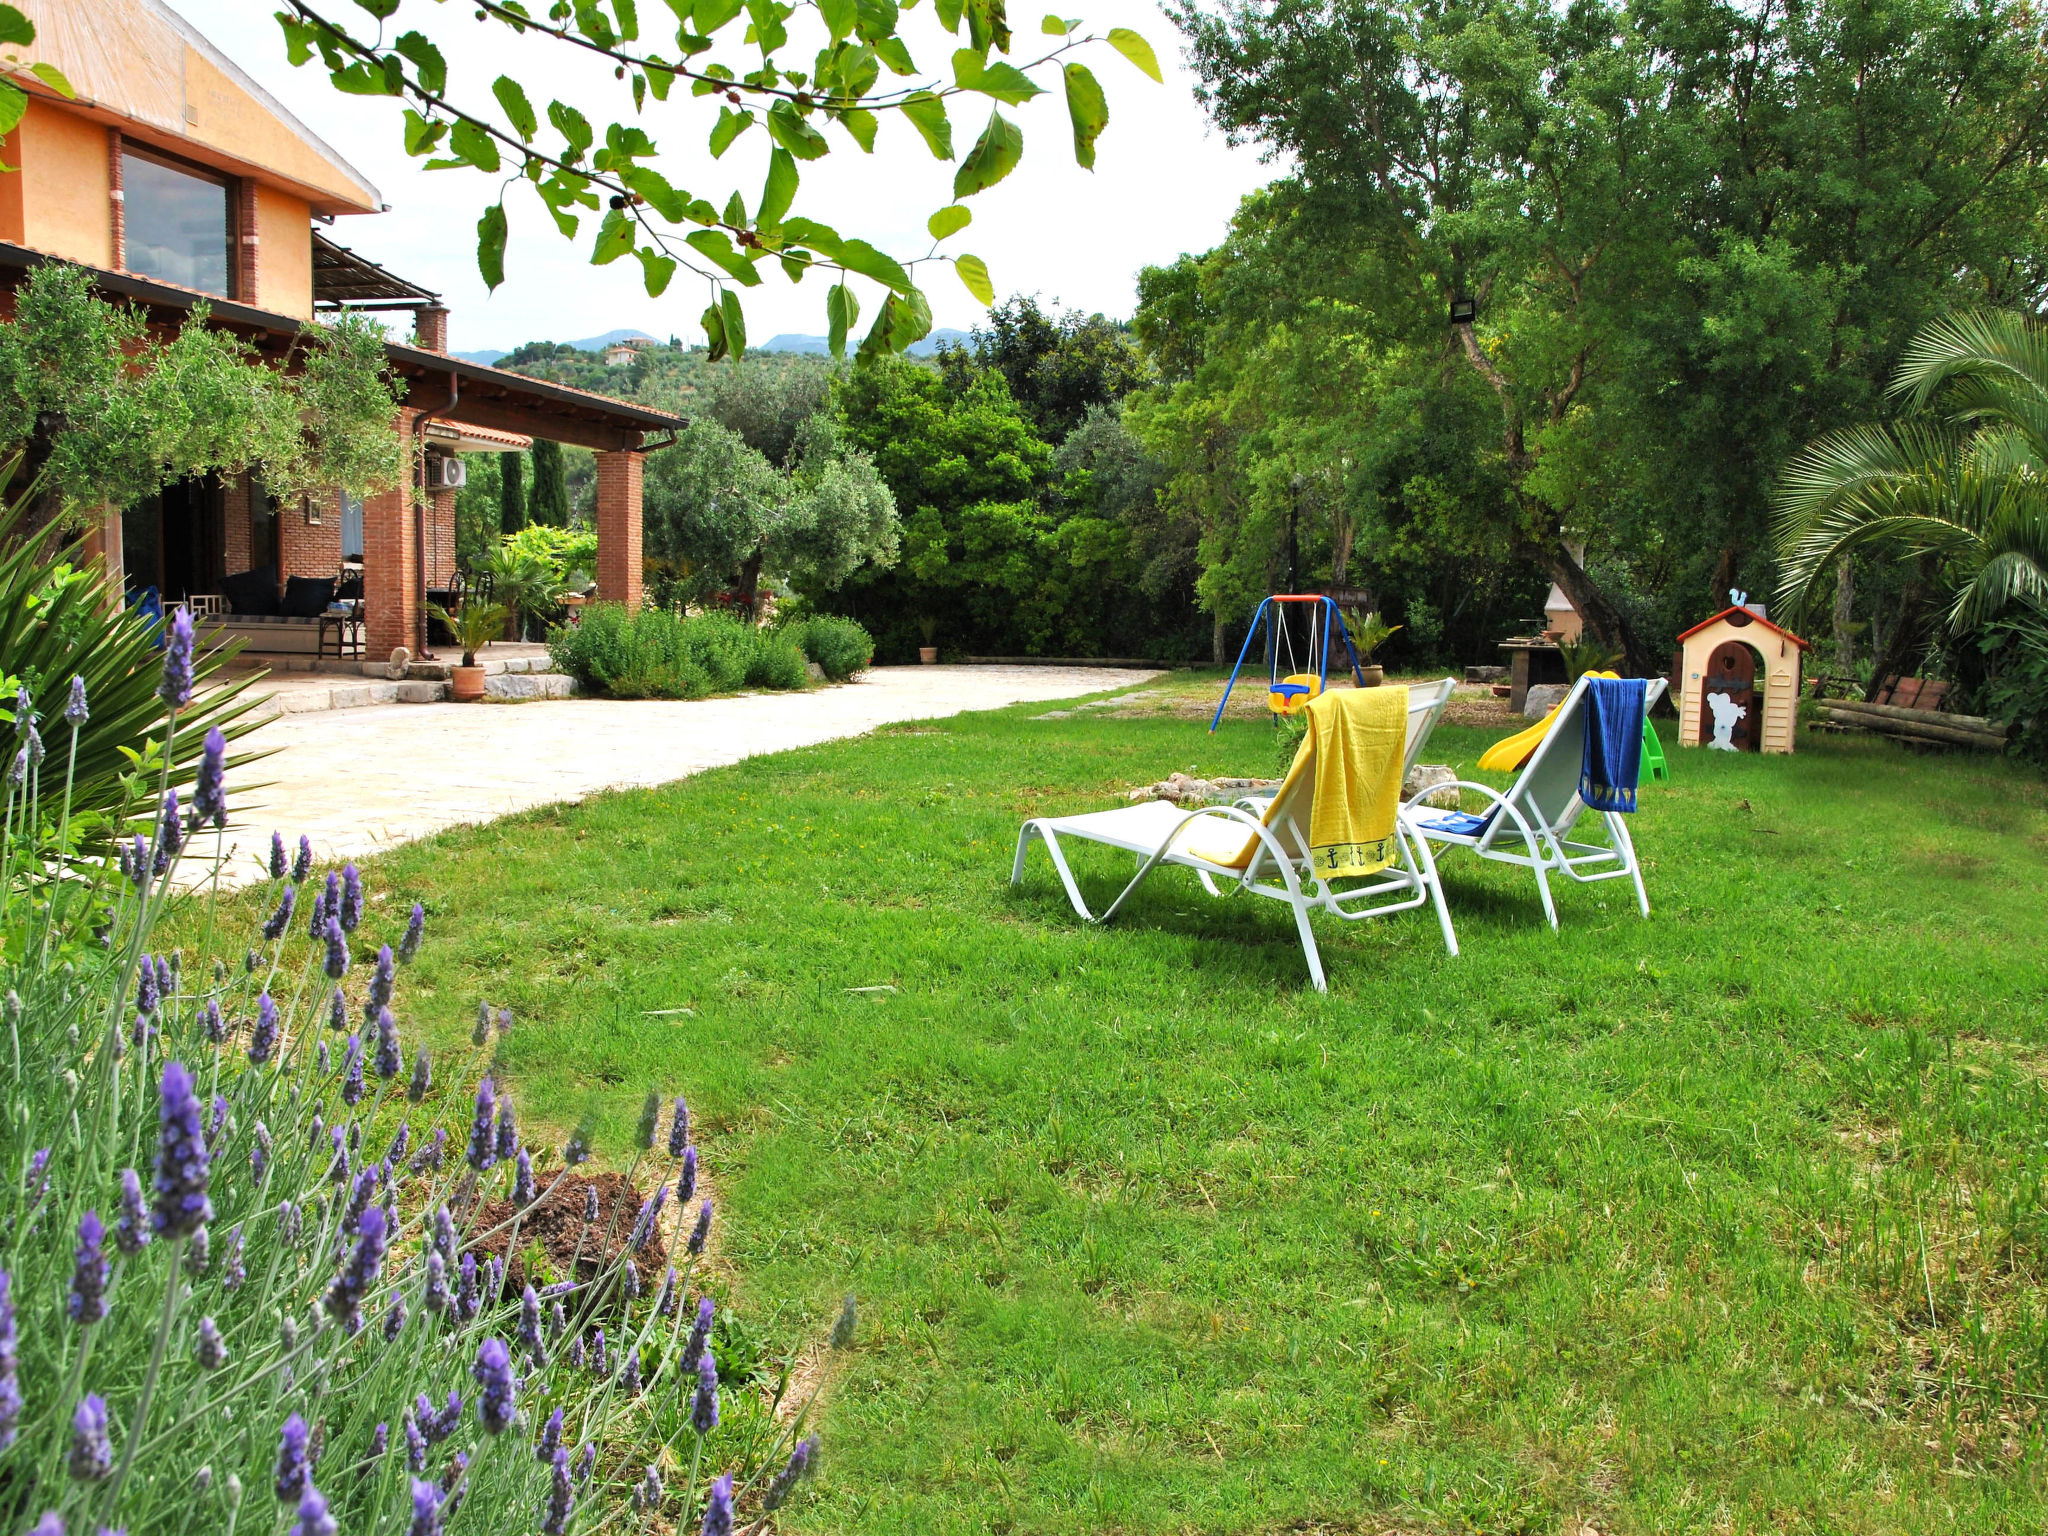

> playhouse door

[{"left": 1700, "top": 641, "right": 1757, "bottom": 752}]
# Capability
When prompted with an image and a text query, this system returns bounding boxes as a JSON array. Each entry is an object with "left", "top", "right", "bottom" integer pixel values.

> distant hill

[
  {"left": 455, "top": 327, "right": 661, "bottom": 366},
  {"left": 759, "top": 328, "right": 969, "bottom": 357}
]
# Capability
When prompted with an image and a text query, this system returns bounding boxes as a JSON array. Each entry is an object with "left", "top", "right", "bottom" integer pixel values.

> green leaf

[
  {"left": 900, "top": 91, "right": 953, "bottom": 160},
  {"left": 353, "top": 0, "right": 401, "bottom": 17},
  {"left": 0, "top": 6, "right": 34, "bottom": 46},
  {"left": 744, "top": 0, "right": 789, "bottom": 53},
  {"left": 1041, "top": 12, "right": 1071, "bottom": 32},
  {"left": 493, "top": 76, "right": 539, "bottom": 141},
  {"left": 758, "top": 147, "right": 798, "bottom": 227},
  {"left": 592, "top": 207, "right": 636, "bottom": 264},
  {"left": 855, "top": 0, "right": 899, "bottom": 41},
  {"left": 836, "top": 108, "right": 877, "bottom": 152},
  {"left": 1106, "top": 26, "right": 1162, "bottom": 82},
  {"left": 954, "top": 252, "right": 993, "bottom": 304},
  {"left": 859, "top": 284, "right": 933, "bottom": 358},
  {"left": 549, "top": 100, "right": 595, "bottom": 158},
  {"left": 780, "top": 251, "right": 810, "bottom": 282},
  {"left": 614, "top": 0, "right": 641, "bottom": 40},
  {"left": 278, "top": 16, "right": 318, "bottom": 65},
  {"left": 702, "top": 302, "right": 728, "bottom": 361},
  {"left": 636, "top": 247, "right": 678, "bottom": 296},
  {"left": 28, "top": 62, "right": 73, "bottom": 100},
  {"left": 401, "top": 109, "right": 447, "bottom": 156},
  {"left": 721, "top": 289, "right": 748, "bottom": 358},
  {"left": 645, "top": 61, "right": 676, "bottom": 99},
  {"left": 392, "top": 31, "right": 446, "bottom": 95},
  {"left": 694, "top": 0, "right": 745, "bottom": 31},
  {"left": 765, "top": 101, "right": 830, "bottom": 160},
  {"left": 685, "top": 229, "right": 764, "bottom": 284},
  {"left": 709, "top": 105, "right": 753, "bottom": 158},
  {"left": 779, "top": 216, "right": 844, "bottom": 260},
  {"left": 933, "top": 0, "right": 963, "bottom": 33},
  {"left": 826, "top": 283, "right": 858, "bottom": 359},
  {"left": 1062, "top": 61, "right": 1106, "bottom": 169},
  {"left": 872, "top": 35, "right": 917, "bottom": 74},
  {"left": 723, "top": 189, "right": 747, "bottom": 226},
  {"left": 927, "top": 204, "right": 971, "bottom": 241},
  {"left": 820, "top": 0, "right": 856, "bottom": 41},
  {"left": 623, "top": 165, "right": 688, "bottom": 221},
  {"left": 449, "top": 119, "right": 502, "bottom": 173},
  {"left": 951, "top": 46, "right": 987, "bottom": 84},
  {"left": 836, "top": 238, "right": 911, "bottom": 293},
  {"left": 476, "top": 203, "right": 508, "bottom": 291},
  {"left": 0, "top": 79, "right": 24, "bottom": 141},
  {"left": 952, "top": 108, "right": 1022, "bottom": 198},
  {"left": 954, "top": 49, "right": 1043, "bottom": 103}
]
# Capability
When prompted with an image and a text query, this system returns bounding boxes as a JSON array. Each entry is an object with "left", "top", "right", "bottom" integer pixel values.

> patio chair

[
  {"left": 1400, "top": 674, "right": 1669, "bottom": 929},
  {"left": 1011, "top": 678, "right": 1462, "bottom": 992}
]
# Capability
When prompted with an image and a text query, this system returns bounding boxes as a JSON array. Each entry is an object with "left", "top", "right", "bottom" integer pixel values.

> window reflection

[{"left": 122, "top": 147, "right": 233, "bottom": 297}]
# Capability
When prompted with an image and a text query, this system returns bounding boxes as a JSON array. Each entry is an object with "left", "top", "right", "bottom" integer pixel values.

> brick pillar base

[
  {"left": 595, "top": 449, "right": 644, "bottom": 611},
  {"left": 365, "top": 410, "right": 420, "bottom": 659}
]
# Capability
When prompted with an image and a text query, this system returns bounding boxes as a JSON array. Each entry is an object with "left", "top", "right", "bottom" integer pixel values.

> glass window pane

[{"left": 123, "top": 150, "right": 231, "bottom": 297}]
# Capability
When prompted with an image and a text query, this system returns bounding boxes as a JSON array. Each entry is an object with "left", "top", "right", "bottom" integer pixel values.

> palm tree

[{"left": 1775, "top": 311, "right": 2048, "bottom": 666}]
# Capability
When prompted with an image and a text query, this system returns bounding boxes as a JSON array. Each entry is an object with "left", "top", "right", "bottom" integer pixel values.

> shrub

[
  {"left": 677, "top": 612, "right": 753, "bottom": 695},
  {"left": 550, "top": 607, "right": 815, "bottom": 699},
  {"left": 0, "top": 671, "right": 835, "bottom": 1534},
  {"left": 787, "top": 615, "right": 875, "bottom": 681},
  {"left": 746, "top": 632, "right": 810, "bottom": 691}
]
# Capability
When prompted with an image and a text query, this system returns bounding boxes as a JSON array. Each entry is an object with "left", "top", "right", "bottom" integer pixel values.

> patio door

[{"left": 340, "top": 490, "right": 364, "bottom": 559}]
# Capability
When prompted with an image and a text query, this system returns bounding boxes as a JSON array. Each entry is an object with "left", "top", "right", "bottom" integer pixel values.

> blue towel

[
  {"left": 1581, "top": 676, "right": 1646, "bottom": 812},
  {"left": 1418, "top": 809, "right": 1495, "bottom": 838}
]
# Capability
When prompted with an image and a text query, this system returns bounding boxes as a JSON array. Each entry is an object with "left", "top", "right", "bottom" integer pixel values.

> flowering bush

[{"left": 0, "top": 624, "right": 836, "bottom": 1534}]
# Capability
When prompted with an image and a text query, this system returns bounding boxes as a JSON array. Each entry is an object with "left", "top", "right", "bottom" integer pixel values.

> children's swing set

[{"left": 1209, "top": 594, "right": 1370, "bottom": 732}]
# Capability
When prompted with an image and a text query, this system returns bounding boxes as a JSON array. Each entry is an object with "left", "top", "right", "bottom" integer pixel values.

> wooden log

[
  {"left": 1820, "top": 706, "right": 2006, "bottom": 750},
  {"left": 1826, "top": 704, "right": 1998, "bottom": 741}
]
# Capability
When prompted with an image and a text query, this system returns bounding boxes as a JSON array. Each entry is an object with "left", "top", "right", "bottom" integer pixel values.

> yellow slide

[{"left": 1478, "top": 671, "right": 1619, "bottom": 773}]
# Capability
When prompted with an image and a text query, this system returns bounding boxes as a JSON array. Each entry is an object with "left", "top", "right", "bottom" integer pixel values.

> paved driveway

[{"left": 220, "top": 665, "right": 1158, "bottom": 882}]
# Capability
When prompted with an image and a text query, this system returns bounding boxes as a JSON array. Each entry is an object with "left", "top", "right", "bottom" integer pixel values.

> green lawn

[{"left": 275, "top": 688, "right": 2048, "bottom": 1533}]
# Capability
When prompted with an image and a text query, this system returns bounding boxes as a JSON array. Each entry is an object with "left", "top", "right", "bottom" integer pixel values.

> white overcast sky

[{"left": 165, "top": 0, "right": 1278, "bottom": 353}]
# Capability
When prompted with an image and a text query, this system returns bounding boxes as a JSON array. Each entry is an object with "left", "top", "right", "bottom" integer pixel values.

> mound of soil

[{"left": 469, "top": 1169, "right": 668, "bottom": 1301}]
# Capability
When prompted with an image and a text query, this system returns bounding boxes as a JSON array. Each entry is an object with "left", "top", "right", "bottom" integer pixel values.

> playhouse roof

[{"left": 1676, "top": 606, "right": 1811, "bottom": 650}]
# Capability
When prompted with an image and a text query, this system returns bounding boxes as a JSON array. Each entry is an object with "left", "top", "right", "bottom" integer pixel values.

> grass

[{"left": 217, "top": 680, "right": 2048, "bottom": 1533}]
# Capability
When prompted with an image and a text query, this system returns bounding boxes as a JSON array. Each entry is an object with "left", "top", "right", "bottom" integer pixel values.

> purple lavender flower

[
  {"left": 383, "top": 1290, "right": 407, "bottom": 1341},
  {"left": 21, "top": 720, "right": 41, "bottom": 769},
  {"left": 248, "top": 993, "right": 279, "bottom": 1065},
  {"left": 306, "top": 883, "right": 327, "bottom": 942},
  {"left": 329, "top": 1127, "right": 351, "bottom": 1185},
  {"left": 656, "top": 1266, "right": 677, "bottom": 1317},
  {"left": 403, "top": 1412, "right": 427, "bottom": 1471},
  {"left": 152, "top": 1061, "right": 213, "bottom": 1239},
  {"left": 276, "top": 1415, "right": 312, "bottom": 1499},
  {"left": 197, "top": 1316, "right": 228, "bottom": 1370},
  {"left": 24, "top": 1148, "right": 48, "bottom": 1204},
  {"left": 193, "top": 727, "right": 227, "bottom": 829},
  {"left": 160, "top": 606, "right": 194, "bottom": 707},
  {"left": 66, "top": 674, "right": 88, "bottom": 725},
  {"left": 114, "top": 1169, "right": 149, "bottom": 1254},
  {"left": 630, "top": 1186, "right": 668, "bottom": 1252},
  {"left": 135, "top": 959, "right": 159, "bottom": 1017},
  {"left": 701, "top": 1472, "right": 735, "bottom": 1536},
  {"left": 341, "top": 1165, "right": 378, "bottom": 1236},
  {"left": 682, "top": 1295, "right": 714, "bottom": 1373},
  {"left": 244, "top": 947, "right": 260, "bottom": 974},
  {"left": 25, "top": 1512, "right": 59, "bottom": 1536},
  {"left": 293, "top": 835, "right": 313, "bottom": 883},
  {"left": 367, "top": 945, "right": 395, "bottom": 1014},
  {"left": 456, "top": 1253, "right": 479, "bottom": 1321},
  {"left": 631, "top": 1464, "right": 663, "bottom": 1516},
  {"left": 763, "top": 1436, "right": 817, "bottom": 1511},
  {"left": 412, "top": 1125, "right": 446, "bottom": 1173},
  {"left": 497, "top": 1006, "right": 514, "bottom": 1035},
  {"left": 324, "top": 1205, "right": 388, "bottom": 1333},
  {"left": 322, "top": 915, "right": 349, "bottom": 981},
  {"left": 566, "top": 1332, "right": 584, "bottom": 1369},
  {"left": 676, "top": 1145, "right": 698, "bottom": 1208},
  {"left": 541, "top": 1446, "right": 574, "bottom": 1535},
  {"left": 341, "top": 1035, "right": 364, "bottom": 1107},
  {"left": 398, "top": 902, "right": 425, "bottom": 963},
  {"left": 408, "top": 1048, "right": 431, "bottom": 1104},
  {"left": 277, "top": 1199, "right": 301, "bottom": 1249},
  {"left": 156, "top": 953, "right": 175, "bottom": 1001},
  {"left": 582, "top": 1184, "right": 599, "bottom": 1224},
  {"left": 589, "top": 1327, "right": 607, "bottom": 1377},
  {"left": 206, "top": 1095, "right": 228, "bottom": 1149},
  {"left": 152, "top": 789, "right": 182, "bottom": 875},
  {"left": 407, "top": 1477, "right": 443, "bottom": 1536},
  {"left": 69, "top": 1212, "right": 108, "bottom": 1325},
  {"left": 617, "top": 1346, "right": 641, "bottom": 1395},
  {"left": 269, "top": 830, "right": 288, "bottom": 880},
  {"left": 328, "top": 987, "right": 346, "bottom": 1034},
  {"left": 574, "top": 1443, "right": 595, "bottom": 1483},
  {"left": 70, "top": 1394, "right": 112, "bottom": 1481},
  {"left": 0, "top": 1271, "right": 18, "bottom": 1450},
  {"left": 473, "top": 1337, "right": 516, "bottom": 1433},
  {"left": 418, "top": 1390, "right": 463, "bottom": 1444},
  {"left": 669, "top": 1096, "right": 690, "bottom": 1157},
  {"left": 201, "top": 998, "right": 226, "bottom": 1043},
  {"left": 291, "top": 1486, "right": 337, "bottom": 1536},
  {"left": 336, "top": 864, "right": 362, "bottom": 931},
  {"left": 467, "top": 1079, "right": 497, "bottom": 1172},
  {"left": 519, "top": 1285, "right": 543, "bottom": 1361},
  {"left": 493, "top": 1100, "right": 518, "bottom": 1163},
  {"left": 6, "top": 746, "right": 24, "bottom": 788},
  {"left": 222, "top": 1224, "right": 245, "bottom": 1290},
  {"left": 387, "top": 1123, "right": 410, "bottom": 1166},
  {"left": 251, "top": 1124, "right": 272, "bottom": 1184},
  {"left": 369, "top": 1421, "right": 389, "bottom": 1464},
  {"left": 472, "top": 1000, "right": 492, "bottom": 1046},
  {"left": 690, "top": 1348, "right": 720, "bottom": 1435},
  {"left": 687, "top": 1198, "right": 713, "bottom": 1256},
  {"left": 514, "top": 1148, "right": 534, "bottom": 1207},
  {"left": 536, "top": 1405, "right": 562, "bottom": 1462},
  {"left": 432, "top": 1205, "right": 457, "bottom": 1265},
  {"left": 420, "top": 1249, "right": 452, "bottom": 1315}
]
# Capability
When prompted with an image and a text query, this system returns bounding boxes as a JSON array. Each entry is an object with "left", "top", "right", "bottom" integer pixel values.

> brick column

[
  {"left": 107, "top": 131, "right": 125, "bottom": 270},
  {"left": 594, "top": 449, "right": 643, "bottom": 611},
  {"left": 413, "top": 305, "right": 450, "bottom": 352},
  {"left": 365, "top": 413, "right": 420, "bottom": 659},
  {"left": 236, "top": 177, "right": 259, "bottom": 305}
]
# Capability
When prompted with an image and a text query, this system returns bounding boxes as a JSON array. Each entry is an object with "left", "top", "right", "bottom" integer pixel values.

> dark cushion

[
  {"left": 280, "top": 575, "right": 336, "bottom": 618},
  {"left": 220, "top": 567, "right": 279, "bottom": 616}
]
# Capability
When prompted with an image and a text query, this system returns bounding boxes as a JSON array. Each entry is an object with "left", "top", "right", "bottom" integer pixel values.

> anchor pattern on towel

[{"left": 1310, "top": 835, "right": 1397, "bottom": 878}]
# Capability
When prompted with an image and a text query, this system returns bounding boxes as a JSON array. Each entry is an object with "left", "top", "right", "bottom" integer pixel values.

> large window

[{"left": 122, "top": 146, "right": 234, "bottom": 297}]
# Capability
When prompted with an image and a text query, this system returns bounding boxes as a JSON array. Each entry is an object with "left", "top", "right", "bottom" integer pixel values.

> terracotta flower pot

[
  {"left": 918, "top": 646, "right": 938, "bottom": 665},
  {"left": 1358, "top": 664, "right": 1384, "bottom": 687},
  {"left": 450, "top": 665, "right": 486, "bottom": 702}
]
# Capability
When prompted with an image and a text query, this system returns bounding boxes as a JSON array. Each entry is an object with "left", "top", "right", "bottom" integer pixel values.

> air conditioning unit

[{"left": 424, "top": 453, "right": 467, "bottom": 490}]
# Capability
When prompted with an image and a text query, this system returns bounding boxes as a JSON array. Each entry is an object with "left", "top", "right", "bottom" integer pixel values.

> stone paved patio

[{"left": 217, "top": 664, "right": 1160, "bottom": 883}]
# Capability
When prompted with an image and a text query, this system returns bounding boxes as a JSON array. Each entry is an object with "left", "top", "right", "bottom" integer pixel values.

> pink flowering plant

[{"left": 0, "top": 636, "right": 838, "bottom": 1534}]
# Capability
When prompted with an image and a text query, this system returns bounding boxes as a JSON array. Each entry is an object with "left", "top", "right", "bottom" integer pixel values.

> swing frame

[{"left": 1209, "top": 594, "right": 1371, "bottom": 732}]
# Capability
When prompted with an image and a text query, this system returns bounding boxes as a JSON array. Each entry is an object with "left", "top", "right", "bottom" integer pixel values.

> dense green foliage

[
  {"left": 548, "top": 604, "right": 813, "bottom": 699},
  {"left": 779, "top": 614, "right": 876, "bottom": 680},
  {"left": 499, "top": 448, "right": 527, "bottom": 535},
  {"left": 315, "top": 681, "right": 2048, "bottom": 1531},
  {"left": 529, "top": 440, "right": 571, "bottom": 529}
]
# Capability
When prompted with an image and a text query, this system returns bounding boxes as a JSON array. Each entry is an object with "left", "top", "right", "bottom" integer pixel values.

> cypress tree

[
  {"left": 529, "top": 440, "right": 569, "bottom": 527},
  {"left": 499, "top": 451, "right": 527, "bottom": 534}
]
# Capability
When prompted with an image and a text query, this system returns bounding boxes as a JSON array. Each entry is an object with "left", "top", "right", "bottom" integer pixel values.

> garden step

[{"left": 483, "top": 672, "right": 579, "bottom": 700}]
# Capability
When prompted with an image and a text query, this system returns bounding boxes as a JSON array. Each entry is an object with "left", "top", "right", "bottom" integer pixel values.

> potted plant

[
  {"left": 1350, "top": 611, "right": 1401, "bottom": 687},
  {"left": 916, "top": 614, "right": 939, "bottom": 665},
  {"left": 429, "top": 599, "right": 511, "bottom": 701}
]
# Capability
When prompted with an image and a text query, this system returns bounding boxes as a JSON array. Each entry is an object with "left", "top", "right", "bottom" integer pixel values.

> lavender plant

[{"left": 0, "top": 679, "right": 835, "bottom": 1534}]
